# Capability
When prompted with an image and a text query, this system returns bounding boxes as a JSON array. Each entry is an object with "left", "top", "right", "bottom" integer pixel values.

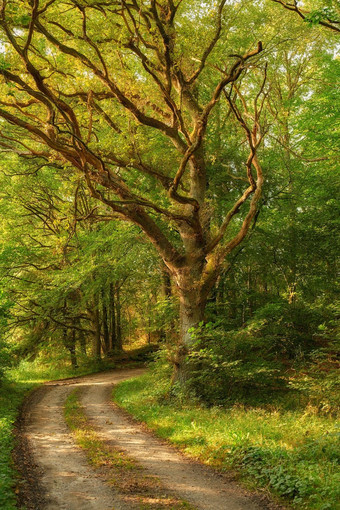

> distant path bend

[{"left": 16, "top": 369, "right": 280, "bottom": 510}]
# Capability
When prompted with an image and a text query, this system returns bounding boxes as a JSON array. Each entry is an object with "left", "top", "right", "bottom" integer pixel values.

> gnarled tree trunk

[{"left": 171, "top": 258, "right": 212, "bottom": 383}]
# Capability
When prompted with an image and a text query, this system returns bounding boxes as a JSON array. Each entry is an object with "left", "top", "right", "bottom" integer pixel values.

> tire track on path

[
  {"left": 17, "top": 368, "right": 281, "bottom": 510},
  {"left": 80, "top": 370, "right": 273, "bottom": 510},
  {"left": 17, "top": 372, "right": 137, "bottom": 510}
]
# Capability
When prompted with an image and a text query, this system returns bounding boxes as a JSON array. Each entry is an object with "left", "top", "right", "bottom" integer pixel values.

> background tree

[
  {"left": 0, "top": 0, "right": 270, "bottom": 379},
  {"left": 0, "top": 155, "right": 162, "bottom": 366},
  {"left": 0, "top": 0, "right": 338, "bottom": 381}
]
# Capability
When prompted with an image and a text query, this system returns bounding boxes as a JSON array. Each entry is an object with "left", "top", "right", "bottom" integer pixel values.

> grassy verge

[
  {"left": 113, "top": 370, "right": 340, "bottom": 510},
  {"left": 64, "top": 389, "right": 195, "bottom": 510},
  {"left": 0, "top": 359, "right": 116, "bottom": 510},
  {"left": 8, "top": 357, "right": 117, "bottom": 384},
  {"left": 0, "top": 379, "right": 37, "bottom": 510}
]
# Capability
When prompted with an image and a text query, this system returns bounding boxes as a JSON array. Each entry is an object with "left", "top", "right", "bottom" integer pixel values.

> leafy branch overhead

[
  {"left": 0, "top": 0, "right": 338, "bottom": 383},
  {"left": 271, "top": 0, "right": 340, "bottom": 33},
  {"left": 0, "top": 0, "right": 268, "bottom": 359}
]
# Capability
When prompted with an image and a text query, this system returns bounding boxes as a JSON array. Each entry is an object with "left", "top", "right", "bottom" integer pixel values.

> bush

[
  {"left": 114, "top": 370, "right": 340, "bottom": 510},
  {"left": 289, "top": 349, "right": 340, "bottom": 414},
  {"left": 167, "top": 299, "right": 338, "bottom": 407},
  {"left": 166, "top": 322, "right": 288, "bottom": 405},
  {"left": 247, "top": 299, "right": 327, "bottom": 359},
  {"left": 0, "top": 341, "right": 12, "bottom": 385}
]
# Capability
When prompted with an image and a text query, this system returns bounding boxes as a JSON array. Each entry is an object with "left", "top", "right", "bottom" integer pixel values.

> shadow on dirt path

[{"left": 14, "top": 369, "right": 284, "bottom": 510}]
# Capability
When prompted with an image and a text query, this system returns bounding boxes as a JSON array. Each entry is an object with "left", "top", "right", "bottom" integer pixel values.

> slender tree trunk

[
  {"left": 73, "top": 315, "right": 87, "bottom": 356},
  {"left": 90, "top": 299, "right": 101, "bottom": 360},
  {"left": 148, "top": 310, "right": 151, "bottom": 344},
  {"left": 115, "top": 283, "right": 122, "bottom": 351},
  {"left": 215, "top": 274, "right": 223, "bottom": 313},
  {"left": 62, "top": 300, "right": 78, "bottom": 368},
  {"left": 247, "top": 265, "right": 253, "bottom": 317},
  {"left": 109, "top": 282, "right": 117, "bottom": 352},
  {"left": 228, "top": 270, "right": 237, "bottom": 321},
  {"left": 160, "top": 263, "right": 174, "bottom": 342},
  {"left": 101, "top": 288, "right": 110, "bottom": 355},
  {"left": 69, "top": 329, "right": 78, "bottom": 369},
  {"left": 79, "top": 333, "right": 87, "bottom": 356},
  {"left": 62, "top": 323, "right": 78, "bottom": 369},
  {"left": 282, "top": 107, "right": 297, "bottom": 305}
]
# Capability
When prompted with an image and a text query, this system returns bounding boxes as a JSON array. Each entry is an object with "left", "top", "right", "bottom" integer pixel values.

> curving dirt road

[{"left": 15, "top": 369, "right": 280, "bottom": 510}]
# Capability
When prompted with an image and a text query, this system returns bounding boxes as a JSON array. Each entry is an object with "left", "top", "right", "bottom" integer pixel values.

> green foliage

[
  {"left": 170, "top": 298, "right": 339, "bottom": 409},
  {"left": 114, "top": 370, "right": 340, "bottom": 510},
  {"left": 178, "top": 320, "right": 287, "bottom": 405},
  {"left": 304, "top": 8, "right": 337, "bottom": 26},
  {"left": 0, "top": 342, "right": 11, "bottom": 384},
  {"left": 0, "top": 292, "right": 14, "bottom": 383},
  {"left": 289, "top": 350, "right": 340, "bottom": 415},
  {"left": 0, "top": 57, "right": 11, "bottom": 71},
  {"left": 0, "top": 380, "right": 36, "bottom": 510},
  {"left": 243, "top": 300, "right": 329, "bottom": 358},
  {"left": 235, "top": 440, "right": 340, "bottom": 508}
]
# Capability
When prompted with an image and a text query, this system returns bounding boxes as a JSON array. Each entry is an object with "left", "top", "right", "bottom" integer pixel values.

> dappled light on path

[
  {"left": 25, "top": 382, "right": 126, "bottom": 510},
  {"left": 23, "top": 369, "right": 274, "bottom": 510}
]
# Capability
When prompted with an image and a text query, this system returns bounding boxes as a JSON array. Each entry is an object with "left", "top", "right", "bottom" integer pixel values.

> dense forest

[{"left": 0, "top": 1, "right": 339, "bottom": 509}]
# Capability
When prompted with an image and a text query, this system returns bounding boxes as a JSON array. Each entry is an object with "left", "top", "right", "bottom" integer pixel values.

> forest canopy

[
  {"left": 0, "top": 3, "right": 339, "bottom": 510},
  {"left": 0, "top": 0, "right": 338, "bottom": 383}
]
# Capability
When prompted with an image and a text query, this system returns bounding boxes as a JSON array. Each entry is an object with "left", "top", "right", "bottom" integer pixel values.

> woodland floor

[{"left": 14, "top": 368, "right": 284, "bottom": 510}]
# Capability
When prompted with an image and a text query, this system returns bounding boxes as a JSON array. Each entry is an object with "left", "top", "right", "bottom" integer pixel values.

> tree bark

[
  {"left": 159, "top": 263, "right": 173, "bottom": 342},
  {"left": 79, "top": 333, "right": 87, "bottom": 357},
  {"left": 69, "top": 329, "right": 78, "bottom": 369},
  {"left": 161, "top": 264, "right": 172, "bottom": 298},
  {"left": 101, "top": 288, "right": 110, "bottom": 354},
  {"left": 90, "top": 301, "right": 101, "bottom": 360},
  {"left": 109, "top": 282, "right": 117, "bottom": 352},
  {"left": 115, "top": 283, "right": 122, "bottom": 351},
  {"left": 62, "top": 325, "right": 78, "bottom": 369},
  {"left": 172, "top": 262, "right": 207, "bottom": 383}
]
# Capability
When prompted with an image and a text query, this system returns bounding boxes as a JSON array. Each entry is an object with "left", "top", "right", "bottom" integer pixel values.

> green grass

[
  {"left": 113, "top": 370, "right": 340, "bottom": 510},
  {"left": 8, "top": 357, "right": 116, "bottom": 383},
  {"left": 0, "top": 358, "right": 116, "bottom": 510}
]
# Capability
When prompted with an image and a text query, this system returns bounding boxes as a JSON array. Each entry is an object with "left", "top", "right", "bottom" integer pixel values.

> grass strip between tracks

[{"left": 64, "top": 388, "right": 195, "bottom": 510}]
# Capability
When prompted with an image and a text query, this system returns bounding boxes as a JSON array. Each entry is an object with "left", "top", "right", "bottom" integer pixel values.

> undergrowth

[
  {"left": 113, "top": 369, "right": 340, "bottom": 510},
  {"left": 9, "top": 356, "right": 116, "bottom": 383},
  {"left": 0, "top": 380, "right": 35, "bottom": 510}
]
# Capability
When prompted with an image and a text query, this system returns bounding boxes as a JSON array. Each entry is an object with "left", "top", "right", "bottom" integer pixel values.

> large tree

[{"left": 0, "top": 0, "right": 281, "bottom": 378}]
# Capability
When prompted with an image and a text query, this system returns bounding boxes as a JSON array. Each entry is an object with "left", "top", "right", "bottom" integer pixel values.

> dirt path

[{"left": 16, "top": 369, "right": 280, "bottom": 510}]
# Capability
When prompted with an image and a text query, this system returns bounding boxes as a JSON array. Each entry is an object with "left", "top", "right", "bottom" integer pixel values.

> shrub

[
  {"left": 0, "top": 341, "right": 11, "bottom": 384},
  {"left": 168, "top": 299, "right": 338, "bottom": 407},
  {"left": 170, "top": 322, "right": 288, "bottom": 405}
]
